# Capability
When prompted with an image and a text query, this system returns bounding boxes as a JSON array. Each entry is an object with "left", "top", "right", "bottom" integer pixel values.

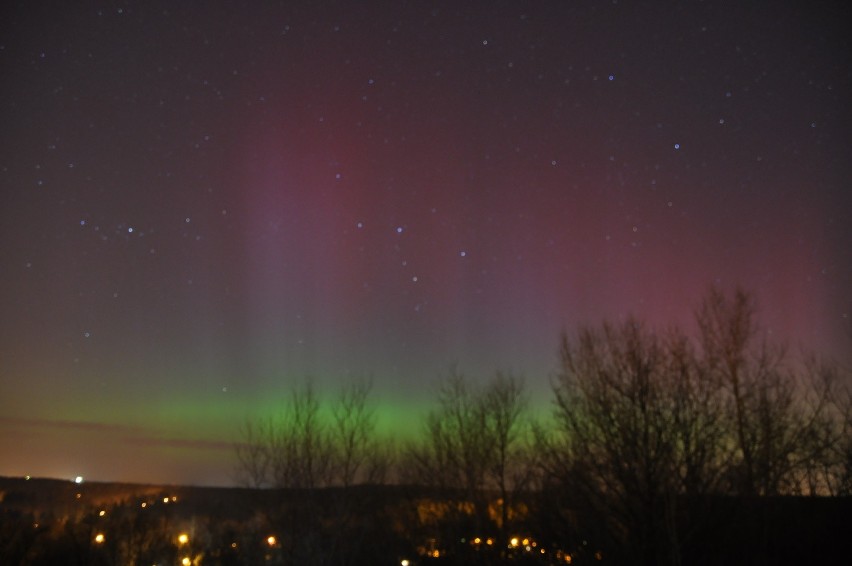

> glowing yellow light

[
  {"left": 432, "top": 550, "right": 440, "bottom": 558},
  {"left": 401, "top": 561, "right": 410, "bottom": 566},
  {"left": 565, "top": 554, "right": 573, "bottom": 563},
  {"left": 94, "top": 533, "right": 105, "bottom": 544},
  {"left": 75, "top": 493, "right": 81, "bottom": 499},
  {"left": 486, "top": 538, "right": 494, "bottom": 546},
  {"left": 522, "top": 538, "right": 530, "bottom": 546},
  {"left": 510, "top": 537, "right": 520, "bottom": 547},
  {"left": 267, "top": 535, "right": 277, "bottom": 546},
  {"left": 181, "top": 558, "right": 191, "bottom": 566},
  {"left": 178, "top": 533, "right": 189, "bottom": 545},
  {"left": 98, "top": 510, "right": 106, "bottom": 517},
  {"left": 140, "top": 502, "right": 147, "bottom": 508},
  {"left": 163, "top": 497, "right": 170, "bottom": 503},
  {"left": 172, "top": 496, "right": 178, "bottom": 502},
  {"left": 473, "top": 537, "right": 481, "bottom": 545}
]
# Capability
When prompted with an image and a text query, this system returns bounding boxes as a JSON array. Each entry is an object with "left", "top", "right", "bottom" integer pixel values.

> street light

[
  {"left": 178, "top": 533, "right": 189, "bottom": 545},
  {"left": 94, "top": 533, "right": 105, "bottom": 544}
]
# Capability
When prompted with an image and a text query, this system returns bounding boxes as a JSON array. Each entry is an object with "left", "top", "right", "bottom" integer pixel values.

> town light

[
  {"left": 267, "top": 535, "right": 277, "bottom": 546},
  {"left": 94, "top": 533, "right": 105, "bottom": 544},
  {"left": 178, "top": 533, "right": 189, "bottom": 545}
]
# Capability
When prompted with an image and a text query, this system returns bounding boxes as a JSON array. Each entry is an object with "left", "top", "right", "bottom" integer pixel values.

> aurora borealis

[{"left": 1, "top": 2, "right": 850, "bottom": 486}]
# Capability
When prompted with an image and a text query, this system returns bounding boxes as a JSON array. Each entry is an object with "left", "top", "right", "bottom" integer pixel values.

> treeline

[
  {"left": 234, "top": 286, "right": 852, "bottom": 565},
  {"left": 3, "top": 288, "right": 849, "bottom": 565}
]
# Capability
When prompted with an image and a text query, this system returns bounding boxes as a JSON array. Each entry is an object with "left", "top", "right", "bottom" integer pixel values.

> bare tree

[
  {"left": 696, "top": 286, "right": 842, "bottom": 496},
  {"left": 407, "top": 370, "right": 491, "bottom": 507},
  {"left": 234, "top": 417, "right": 272, "bottom": 488},
  {"left": 543, "top": 318, "right": 684, "bottom": 566},
  {"left": 837, "top": 381, "right": 852, "bottom": 495},
  {"left": 795, "top": 356, "right": 850, "bottom": 495},
  {"left": 483, "top": 372, "right": 536, "bottom": 542},
  {"left": 330, "top": 377, "right": 392, "bottom": 487},
  {"left": 234, "top": 377, "right": 394, "bottom": 490},
  {"left": 233, "top": 378, "right": 393, "bottom": 566},
  {"left": 541, "top": 287, "right": 850, "bottom": 565},
  {"left": 666, "top": 330, "right": 732, "bottom": 498},
  {"left": 264, "top": 380, "right": 334, "bottom": 490},
  {"left": 406, "top": 368, "right": 535, "bottom": 545}
]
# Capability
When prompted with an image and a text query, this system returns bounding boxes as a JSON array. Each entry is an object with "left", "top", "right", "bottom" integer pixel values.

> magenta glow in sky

[{"left": 1, "top": 1, "right": 850, "bottom": 485}]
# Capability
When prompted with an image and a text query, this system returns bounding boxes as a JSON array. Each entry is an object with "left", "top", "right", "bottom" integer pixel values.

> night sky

[{"left": 2, "top": 1, "right": 850, "bottom": 486}]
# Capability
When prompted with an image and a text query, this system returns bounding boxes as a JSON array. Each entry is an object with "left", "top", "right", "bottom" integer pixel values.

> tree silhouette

[
  {"left": 539, "top": 286, "right": 850, "bottom": 565},
  {"left": 235, "top": 377, "right": 390, "bottom": 490},
  {"left": 542, "top": 317, "right": 686, "bottom": 565},
  {"left": 233, "top": 377, "right": 392, "bottom": 565},
  {"left": 405, "top": 368, "right": 536, "bottom": 551},
  {"left": 696, "top": 286, "right": 842, "bottom": 496},
  {"left": 331, "top": 377, "right": 393, "bottom": 487},
  {"left": 483, "top": 372, "right": 538, "bottom": 545}
]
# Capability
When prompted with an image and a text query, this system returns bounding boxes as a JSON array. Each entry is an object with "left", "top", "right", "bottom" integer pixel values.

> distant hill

[{"left": 0, "top": 475, "right": 419, "bottom": 521}]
